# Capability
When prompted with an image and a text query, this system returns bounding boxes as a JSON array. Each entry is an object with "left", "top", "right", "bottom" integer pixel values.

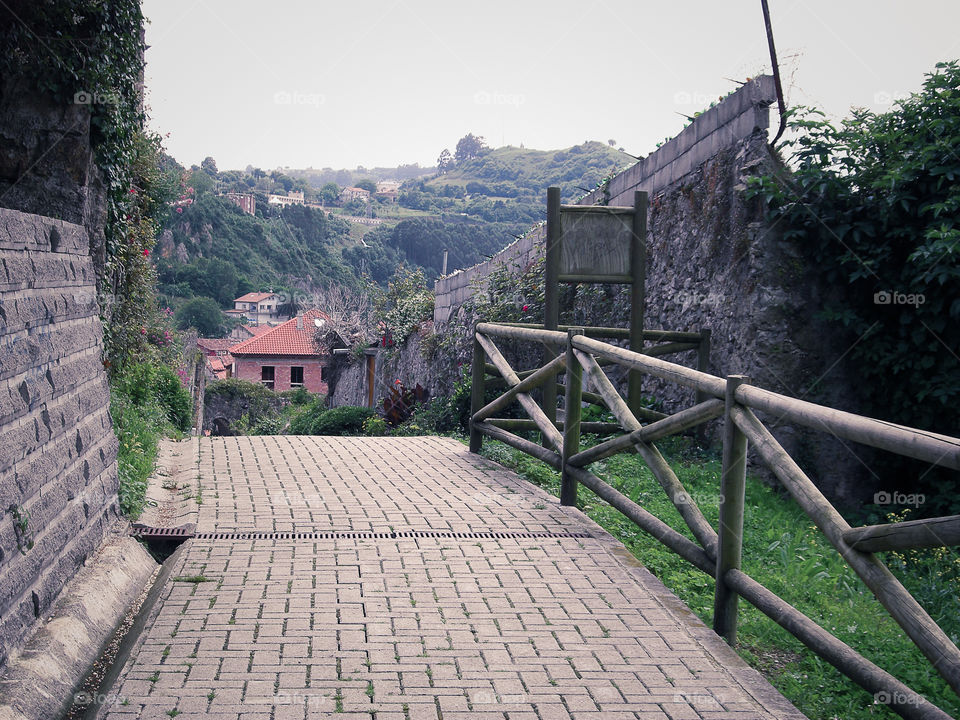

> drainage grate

[
  {"left": 192, "top": 529, "right": 593, "bottom": 541},
  {"left": 132, "top": 525, "right": 195, "bottom": 539}
]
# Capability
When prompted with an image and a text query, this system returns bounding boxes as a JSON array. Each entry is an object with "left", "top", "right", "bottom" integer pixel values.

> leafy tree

[
  {"left": 437, "top": 149, "right": 454, "bottom": 174},
  {"left": 201, "top": 156, "right": 218, "bottom": 177},
  {"left": 187, "top": 168, "right": 214, "bottom": 195},
  {"left": 203, "top": 259, "right": 238, "bottom": 305},
  {"left": 354, "top": 178, "right": 377, "bottom": 194},
  {"left": 749, "top": 60, "right": 960, "bottom": 509},
  {"left": 454, "top": 133, "right": 487, "bottom": 164},
  {"left": 319, "top": 182, "right": 340, "bottom": 204},
  {"left": 174, "top": 296, "right": 225, "bottom": 336}
]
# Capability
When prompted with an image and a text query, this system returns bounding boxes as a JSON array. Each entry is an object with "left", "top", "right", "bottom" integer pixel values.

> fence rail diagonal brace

[
  {"left": 731, "top": 405, "right": 960, "bottom": 697},
  {"left": 476, "top": 332, "right": 564, "bottom": 454}
]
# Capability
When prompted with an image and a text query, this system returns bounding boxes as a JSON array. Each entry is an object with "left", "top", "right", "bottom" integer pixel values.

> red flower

[
  {"left": 522, "top": 304, "right": 530, "bottom": 312},
  {"left": 176, "top": 207, "right": 183, "bottom": 214},
  {"left": 129, "top": 188, "right": 137, "bottom": 194},
  {"left": 143, "top": 249, "right": 150, "bottom": 257}
]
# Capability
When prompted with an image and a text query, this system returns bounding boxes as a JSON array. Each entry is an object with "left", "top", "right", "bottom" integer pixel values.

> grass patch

[
  {"left": 110, "top": 388, "right": 168, "bottom": 519},
  {"left": 479, "top": 436, "right": 960, "bottom": 720}
]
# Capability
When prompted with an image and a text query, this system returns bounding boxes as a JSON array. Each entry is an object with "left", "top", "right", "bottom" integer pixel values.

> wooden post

[
  {"left": 561, "top": 329, "right": 583, "bottom": 506},
  {"left": 714, "top": 374, "right": 749, "bottom": 644},
  {"left": 627, "top": 190, "right": 647, "bottom": 415},
  {"left": 469, "top": 328, "right": 486, "bottom": 453},
  {"left": 695, "top": 329, "right": 712, "bottom": 442},
  {"left": 543, "top": 186, "right": 562, "bottom": 445}
]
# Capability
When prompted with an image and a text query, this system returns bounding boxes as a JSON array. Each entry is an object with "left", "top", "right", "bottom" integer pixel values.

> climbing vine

[{"left": 0, "top": 1, "right": 169, "bottom": 367}]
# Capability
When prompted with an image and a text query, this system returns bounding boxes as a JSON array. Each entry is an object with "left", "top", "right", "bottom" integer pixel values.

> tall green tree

[
  {"left": 175, "top": 296, "right": 225, "bottom": 337},
  {"left": 454, "top": 133, "right": 487, "bottom": 164}
]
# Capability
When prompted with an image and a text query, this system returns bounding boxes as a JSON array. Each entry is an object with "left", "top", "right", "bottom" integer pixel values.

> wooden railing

[{"left": 469, "top": 321, "right": 960, "bottom": 720}]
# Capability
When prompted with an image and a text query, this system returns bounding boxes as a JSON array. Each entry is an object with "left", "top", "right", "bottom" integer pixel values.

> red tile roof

[
  {"left": 235, "top": 291, "right": 278, "bottom": 303},
  {"left": 197, "top": 338, "right": 236, "bottom": 354},
  {"left": 229, "top": 310, "right": 330, "bottom": 357}
]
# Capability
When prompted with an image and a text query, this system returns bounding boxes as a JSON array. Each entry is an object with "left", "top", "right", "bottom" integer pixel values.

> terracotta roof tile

[
  {"left": 229, "top": 310, "right": 329, "bottom": 357},
  {"left": 197, "top": 338, "right": 236, "bottom": 353},
  {"left": 235, "top": 291, "right": 278, "bottom": 303}
]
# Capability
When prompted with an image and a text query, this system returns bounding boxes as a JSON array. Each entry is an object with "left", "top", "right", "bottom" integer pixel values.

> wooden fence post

[
  {"left": 543, "top": 186, "right": 561, "bottom": 445},
  {"left": 469, "top": 328, "right": 486, "bottom": 454},
  {"left": 561, "top": 329, "right": 583, "bottom": 506},
  {"left": 695, "top": 329, "right": 712, "bottom": 443},
  {"left": 627, "top": 190, "right": 647, "bottom": 416},
  {"left": 714, "top": 374, "right": 749, "bottom": 644}
]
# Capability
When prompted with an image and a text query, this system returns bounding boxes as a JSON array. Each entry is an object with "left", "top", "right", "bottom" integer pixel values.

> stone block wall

[
  {"left": 432, "top": 77, "right": 776, "bottom": 324},
  {"left": 0, "top": 208, "right": 120, "bottom": 666}
]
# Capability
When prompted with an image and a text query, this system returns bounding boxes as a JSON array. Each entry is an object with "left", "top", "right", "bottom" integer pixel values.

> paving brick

[{"left": 102, "top": 437, "right": 806, "bottom": 719}]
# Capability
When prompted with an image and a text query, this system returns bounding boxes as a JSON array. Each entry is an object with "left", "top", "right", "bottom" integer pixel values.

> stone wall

[
  {"left": 357, "top": 74, "right": 867, "bottom": 503},
  {"left": 0, "top": 209, "right": 120, "bottom": 666},
  {"left": 433, "top": 228, "right": 542, "bottom": 324},
  {"left": 0, "top": 82, "right": 121, "bottom": 667},
  {"left": 432, "top": 78, "right": 777, "bottom": 324}
]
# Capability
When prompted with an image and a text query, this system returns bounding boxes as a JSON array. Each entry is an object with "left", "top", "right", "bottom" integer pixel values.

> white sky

[{"left": 142, "top": 0, "right": 960, "bottom": 173}]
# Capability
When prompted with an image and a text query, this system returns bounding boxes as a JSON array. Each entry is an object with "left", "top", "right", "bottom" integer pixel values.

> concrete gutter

[{"left": 0, "top": 527, "right": 157, "bottom": 720}]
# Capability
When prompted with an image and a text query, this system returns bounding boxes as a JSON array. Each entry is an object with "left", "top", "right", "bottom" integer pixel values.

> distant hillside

[
  {"left": 154, "top": 193, "right": 360, "bottom": 308},
  {"left": 153, "top": 141, "right": 633, "bottom": 308}
]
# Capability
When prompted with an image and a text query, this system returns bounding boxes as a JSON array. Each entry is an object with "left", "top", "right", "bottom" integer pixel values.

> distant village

[{"left": 220, "top": 180, "right": 401, "bottom": 226}]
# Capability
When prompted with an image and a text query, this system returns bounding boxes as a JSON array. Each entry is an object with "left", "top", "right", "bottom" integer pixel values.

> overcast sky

[{"left": 142, "top": 0, "right": 960, "bottom": 173}]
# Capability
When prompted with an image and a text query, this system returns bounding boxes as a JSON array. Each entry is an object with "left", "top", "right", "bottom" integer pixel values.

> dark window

[
  {"left": 290, "top": 366, "right": 304, "bottom": 387},
  {"left": 321, "top": 366, "right": 329, "bottom": 382},
  {"left": 261, "top": 366, "right": 274, "bottom": 389}
]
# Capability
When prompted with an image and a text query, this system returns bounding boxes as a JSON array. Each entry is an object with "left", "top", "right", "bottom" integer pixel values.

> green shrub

[
  {"left": 110, "top": 386, "right": 168, "bottom": 519},
  {"left": 152, "top": 363, "right": 192, "bottom": 431},
  {"left": 362, "top": 416, "right": 389, "bottom": 436},
  {"left": 279, "top": 387, "right": 315, "bottom": 406},
  {"left": 313, "top": 406, "right": 374, "bottom": 436},
  {"left": 113, "top": 361, "right": 192, "bottom": 432},
  {"left": 205, "top": 378, "right": 275, "bottom": 403},
  {"left": 288, "top": 397, "right": 327, "bottom": 435}
]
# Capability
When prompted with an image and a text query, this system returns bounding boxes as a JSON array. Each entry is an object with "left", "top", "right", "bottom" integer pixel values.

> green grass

[
  {"left": 110, "top": 389, "right": 169, "bottom": 519},
  {"left": 479, "top": 436, "right": 960, "bottom": 720}
]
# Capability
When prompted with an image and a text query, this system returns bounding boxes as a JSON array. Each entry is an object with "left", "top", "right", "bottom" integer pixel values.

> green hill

[
  {"left": 154, "top": 193, "right": 359, "bottom": 307},
  {"left": 153, "top": 140, "right": 633, "bottom": 310}
]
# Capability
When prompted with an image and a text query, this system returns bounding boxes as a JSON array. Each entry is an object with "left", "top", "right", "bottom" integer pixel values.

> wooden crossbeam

[
  {"left": 476, "top": 333, "right": 564, "bottom": 454},
  {"left": 732, "top": 405, "right": 960, "bottom": 696},
  {"left": 844, "top": 515, "right": 960, "bottom": 552},
  {"left": 568, "top": 399, "right": 724, "bottom": 468},
  {"left": 472, "top": 354, "right": 566, "bottom": 423}
]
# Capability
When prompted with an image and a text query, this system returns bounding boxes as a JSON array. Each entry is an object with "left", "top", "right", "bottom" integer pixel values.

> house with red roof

[
  {"left": 197, "top": 338, "right": 237, "bottom": 379},
  {"left": 229, "top": 291, "right": 287, "bottom": 326},
  {"left": 228, "top": 310, "right": 330, "bottom": 393}
]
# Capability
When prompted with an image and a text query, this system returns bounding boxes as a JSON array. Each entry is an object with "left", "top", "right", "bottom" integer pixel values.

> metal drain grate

[
  {"left": 193, "top": 529, "right": 593, "bottom": 541},
  {"left": 131, "top": 525, "right": 195, "bottom": 539}
]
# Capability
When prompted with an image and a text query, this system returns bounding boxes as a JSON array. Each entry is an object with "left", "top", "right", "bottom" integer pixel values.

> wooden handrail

[{"left": 468, "top": 321, "right": 960, "bottom": 718}]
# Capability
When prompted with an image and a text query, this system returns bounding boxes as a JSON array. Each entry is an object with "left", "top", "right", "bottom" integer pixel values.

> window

[
  {"left": 261, "top": 366, "right": 274, "bottom": 389},
  {"left": 290, "top": 366, "right": 304, "bottom": 387},
  {"left": 321, "top": 366, "right": 329, "bottom": 382}
]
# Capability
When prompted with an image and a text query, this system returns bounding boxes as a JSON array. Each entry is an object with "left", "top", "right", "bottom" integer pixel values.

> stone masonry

[{"left": 0, "top": 208, "right": 121, "bottom": 665}]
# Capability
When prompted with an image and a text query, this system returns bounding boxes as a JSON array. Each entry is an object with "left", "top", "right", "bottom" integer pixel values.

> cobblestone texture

[{"left": 102, "top": 436, "right": 806, "bottom": 719}]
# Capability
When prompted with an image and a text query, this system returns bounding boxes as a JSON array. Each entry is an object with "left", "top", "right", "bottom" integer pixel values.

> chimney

[{"left": 296, "top": 316, "right": 303, "bottom": 330}]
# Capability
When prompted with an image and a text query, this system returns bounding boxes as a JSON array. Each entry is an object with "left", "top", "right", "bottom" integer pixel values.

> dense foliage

[
  {"left": 347, "top": 218, "right": 523, "bottom": 283},
  {"left": 748, "top": 62, "right": 960, "bottom": 437},
  {"left": 288, "top": 403, "right": 374, "bottom": 436},
  {"left": 155, "top": 192, "right": 357, "bottom": 304}
]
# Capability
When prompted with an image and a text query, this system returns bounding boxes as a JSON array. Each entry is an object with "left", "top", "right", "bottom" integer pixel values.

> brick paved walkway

[{"left": 103, "top": 436, "right": 806, "bottom": 719}]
